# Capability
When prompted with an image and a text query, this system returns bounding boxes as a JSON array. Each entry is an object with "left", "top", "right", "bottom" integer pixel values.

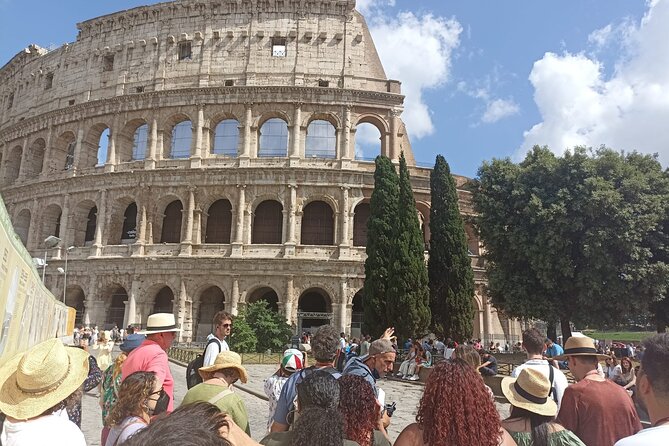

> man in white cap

[
  {"left": 122, "top": 312, "right": 181, "bottom": 412},
  {"left": 556, "top": 335, "right": 641, "bottom": 446},
  {"left": 615, "top": 333, "right": 669, "bottom": 446}
]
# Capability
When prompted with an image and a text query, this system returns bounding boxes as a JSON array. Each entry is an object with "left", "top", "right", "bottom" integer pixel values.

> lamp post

[
  {"left": 42, "top": 235, "right": 62, "bottom": 282},
  {"left": 58, "top": 246, "right": 75, "bottom": 305}
]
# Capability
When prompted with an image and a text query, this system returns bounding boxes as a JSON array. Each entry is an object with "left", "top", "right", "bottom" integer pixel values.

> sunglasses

[{"left": 221, "top": 323, "right": 233, "bottom": 328}]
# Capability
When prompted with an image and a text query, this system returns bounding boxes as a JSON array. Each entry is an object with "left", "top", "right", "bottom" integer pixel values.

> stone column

[
  {"left": 339, "top": 186, "right": 350, "bottom": 246},
  {"left": 105, "top": 115, "right": 119, "bottom": 172},
  {"left": 0, "top": 143, "right": 6, "bottom": 186},
  {"left": 59, "top": 194, "right": 71, "bottom": 251},
  {"left": 132, "top": 192, "right": 148, "bottom": 257},
  {"left": 341, "top": 106, "right": 352, "bottom": 160},
  {"left": 125, "top": 275, "right": 140, "bottom": 326},
  {"left": 180, "top": 187, "right": 196, "bottom": 256},
  {"left": 145, "top": 115, "right": 158, "bottom": 169},
  {"left": 290, "top": 104, "right": 302, "bottom": 162},
  {"left": 285, "top": 276, "right": 295, "bottom": 326},
  {"left": 41, "top": 124, "right": 54, "bottom": 178},
  {"left": 191, "top": 105, "right": 204, "bottom": 168},
  {"left": 484, "top": 297, "right": 493, "bottom": 343},
  {"left": 72, "top": 121, "right": 85, "bottom": 174},
  {"left": 17, "top": 137, "right": 29, "bottom": 180},
  {"left": 240, "top": 104, "right": 252, "bottom": 164},
  {"left": 389, "top": 110, "right": 400, "bottom": 161},
  {"left": 176, "top": 278, "right": 189, "bottom": 341},
  {"left": 91, "top": 189, "right": 107, "bottom": 257},
  {"left": 231, "top": 185, "right": 246, "bottom": 257},
  {"left": 284, "top": 184, "right": 297, "bottom": 257},
  {"left": 338, "top": 279, "right": 348, "bottom": 334},
  {"left": 193, "top": 209, "right": 202, "bottom": 245},
  {"left": 230, "top": 276, "right": 240, "bottom": 316}
]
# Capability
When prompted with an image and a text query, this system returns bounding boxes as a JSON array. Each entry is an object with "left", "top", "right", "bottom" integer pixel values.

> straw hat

[
  {"left": 501, "top": 368, "right": 557, "bottom": 417},
  {"left": 199, "top": 351, "right": 249, "bottom": 383},
  {"left": 553, "top": 336, "right": 608, "bottom": 361},
  {"left": 0, "top": 338, "right": 90, "bottom": 420},
  {"left": 139, "top": 313, "right": 182, "bottom": 335}
]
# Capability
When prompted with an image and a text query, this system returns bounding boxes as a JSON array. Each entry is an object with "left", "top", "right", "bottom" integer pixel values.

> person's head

[
  {"left": 338, "top": 375, "right": 379, "bottom": 446},
  {"left": 454, "top": 344, "right": 481, "bottom": 369},
  {"left": 120, "top": 333, "right": 146, "bottom": 353},
  {"left": 127, "top": 325, "right": 135, "bottom": 334},
  {"left": 557, "top": 336, "right": 607, "bottom": 380},
  {"left": 636, "top": 333, "right": 669, "bottom": 418},
  {"left": 311, "top": 325, "right": 340, "bottom": 363},
  {"left": 198, "top": 351, "right": 248, "bottom": 384},
  {"left": 212, "top": 311, "right": 233, "bottom": 339},
  {"left": 106, "top": 371, "right": 161, "bottom": 426},
  {"left": 99, "top": 331, "right": 108, "bottom": 343},
  {"left": 620, "top": 356, "right": 633, "bottom": 373},
  {"left": 142, "top": 313, "right": 181, "bottom": 351},
  {"left": 280, "top": 349, "right": 304, "bottom": 375},
  {"left": 605, "top": 354, "right": 618, "bottom": 367},
  {"left": 292, "top": 371, "right": 344, "bottom": 446},
  {"left": 417, "top": 359, "right": 501, "bottom": 446},
  {"left": 340, "top": 332, "right": 346, "bottom": 338},
  {"left": 365, "top": 339, "right": 396, "bottom": 375},
  {"left": 123, "top": 402, "right": 231, "bottom": 446},
  {"left": 0, "top": 338, "right": 89, "bottom": 420},
  {"left": 545, "top": 338, "right": 554, "bottom": 347},
  {"left": 522, "top": 328, "right": 546, "bottom": 356},
  {"left": 112, "top": 352, "right": 128, "bottom": 381}
]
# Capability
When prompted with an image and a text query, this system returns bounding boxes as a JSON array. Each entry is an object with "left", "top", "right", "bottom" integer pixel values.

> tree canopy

[{"left": 474, "top": 146, "right": 669, "bottom": 338}]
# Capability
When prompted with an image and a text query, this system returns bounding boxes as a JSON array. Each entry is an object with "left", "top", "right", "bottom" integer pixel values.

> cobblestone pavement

[{"left": 82, "top": 358, "right": 510, "bottom": 444}]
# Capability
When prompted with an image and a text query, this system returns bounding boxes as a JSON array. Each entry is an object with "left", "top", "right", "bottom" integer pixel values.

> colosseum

[{"left": 0, "top": 0, "right": 520, "bottom": 343}]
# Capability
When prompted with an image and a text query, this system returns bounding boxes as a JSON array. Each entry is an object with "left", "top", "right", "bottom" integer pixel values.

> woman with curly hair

[
  {"left": 105, "top": 371, "right": 162, "bottom": 446},
  {"left": 338, "top": 375, "right": 391, "bottom": 446},
  {"left": 395, "top": 359, "right": 516, "bottom": 446}
]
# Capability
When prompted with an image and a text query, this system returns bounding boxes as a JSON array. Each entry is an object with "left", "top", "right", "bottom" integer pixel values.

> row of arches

[{"left": 1, "top": 113, "right": 386, "bottom": 185}]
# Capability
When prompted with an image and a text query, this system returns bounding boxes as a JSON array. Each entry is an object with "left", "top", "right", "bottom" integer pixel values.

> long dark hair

[
  {"left": 509, "top": 406, "right": 553, "bottom": 446},
  {"left": 291, "top": 406, "right": 344, "bottom": 446}
]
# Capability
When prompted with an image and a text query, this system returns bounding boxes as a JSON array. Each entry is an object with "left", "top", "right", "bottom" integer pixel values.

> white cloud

[
  {"left": 367, "top": 12, "right": 462, "bottom": 139},
  {"left": 521, "top": 0, "right": 669, "bottom": 166},
  {"left": 356, "top": 0, "right": 395, "bottom": 15},
  {"left": 482, "top": 99, "right": 520, "bottom": 123},
  {"left": 588, "top": 24, "right": 613, "bottom": 47}
]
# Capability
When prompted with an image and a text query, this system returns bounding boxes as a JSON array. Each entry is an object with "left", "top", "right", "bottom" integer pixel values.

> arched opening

[
  {"left": 26, "top": 138, "right": 46, "bottom": 176},
  {"left": 212, "top": 119, "right": 239, "bottom": 156},
  {"left": 205, "top": 199, "right": 232, "bottom": 244},
  {"left": 97, "top": 128, "right": 110, "bottom": 166},
  {"left": 354, "top": 122, "right": 382, "bottom": 161},
  {"left": 14, "top": 209, "right": 31, "bottom": 247},
  {"left": 301, "top": 201, "right": 334, "bottom": 245},
  {"left": 305, "top": 120, "right": 336, "bottom": 158},
  {"left": 72, "top": 201, "right": 98, "bottom": 247},
  {"left": 298, "top": 288, "right": 332, "bottom": 333},
  {"left": 65, "top": 286, "right": 86, "bottom": 326},
  {"left": 39, "top": 204, "right": 62, "bottom": 242},
  {"left": 252, "top": 200, "right": 283, "bottom": 244},
  {"left": 258, "top": 118, "right": 288, "bottom": 157},
  {"left": 351, "top": 291, "right": 363, "bottom": 338},
  {"left": 5, "top": 146, "right": 22, "bottom": 184},
  {"left": 248, "top": 287, "right": 279, "bottom": 312},
  {"left": 107, "top": 286, "right": 128, "bottom": 328},
  {"left": 353, "top": 202, "right": 370, "bottom": 247},
  {"left": 132, "top": 124, "right": 149, "bottom": 161},
  {"left": 50, "top": 132, "right": 76, "bottom": 172},
  {"left": 121, "top": 203, "right": 138, "bottom": 243},
  {"left": 161, "top": 200, "right": 183, "bottom": 243},
  {"left": 170, "top": 121, "right": 192, "bottom": 159},
  {"left": 196, "top": 286, "right": 226, "bottom": 341},
  {"left": 153, "top": 286, "right": 174, "bottom": 314},
  {"left": 84, "top": 207, "right": 97, "bottom": 246}
]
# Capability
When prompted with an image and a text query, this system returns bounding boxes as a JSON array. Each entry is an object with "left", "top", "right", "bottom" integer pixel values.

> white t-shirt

[
  {"left": 614, "top": 425, "right": 669, "bottom": 445},
  {"left": 203, "top": 334, "right": 230, "bottom": 366},
  {"left": 2, "top": 414, "right": 86, "bottom": 446},
  {"left": 512, "top": 359, "right": 569, "bottom": 409},
  {"left": 444, "top": 348, "right": 455, "bottom": 359}
]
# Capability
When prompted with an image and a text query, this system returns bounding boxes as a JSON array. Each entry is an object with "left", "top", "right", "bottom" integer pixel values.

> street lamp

[
  {"left": 57, "top": 246, "right": 75, "bottom": 305},
  {"left": 42, "top": 235, "right": 62, "bottom": 282}
]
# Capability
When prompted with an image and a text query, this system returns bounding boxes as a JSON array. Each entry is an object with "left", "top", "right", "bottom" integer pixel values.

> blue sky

[{"left": 2, "top": 0, "right": 667, "bottom": 177}]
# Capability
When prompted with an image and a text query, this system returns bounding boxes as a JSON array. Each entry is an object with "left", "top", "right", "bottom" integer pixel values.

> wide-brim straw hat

[
  {"left": 0, "top": 338, "right": 90, "bottom": 420},
  {"left": 138, "top": 313, "right": 182, "bottom": 335},
  {"left": 553, "top": 336, "right": 608, "bottom": 361},
  {"left": 501, "top": 368, "right": 557, "bottom": 417},
  {"left": 199, "top": 351, "right": 249, "bottom": 383}
]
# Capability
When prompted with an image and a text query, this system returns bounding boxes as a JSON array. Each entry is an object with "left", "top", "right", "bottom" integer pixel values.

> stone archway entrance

[
  {"left": 66, "top": 286, "right": 86, "bottom": 326},
  {"left": 248, "top": 287, "right": 279, "bottom": 312},
  {"left": 351, "top": 291, "right": 363, "bottom": 338},
  {"left": 195, "top": 286, "right": 226, "bottom": 341},
  {"left": 297, "top": 288, "right": 333, "bottom": 334},
  {"left": 107, "top": 287, "right": 128, "bottom": 329}
]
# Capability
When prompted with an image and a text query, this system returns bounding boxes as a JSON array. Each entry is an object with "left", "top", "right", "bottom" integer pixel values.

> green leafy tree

[
  {"left": 428, "top": 155, "right": 475, "bottom": 341},
  {"left": 362, "top": 155, "right": 399, "bottom": 336},
  {"left": 386, "top": 153, "right": 431, "bottom": 339},
  {"left": 245, "top": 300, "right": 293, "bottom": 352},
  {"left": 474, "top": 146, "right": 669, "bottom": 340},
  {"left": 229, "top": 310, "right": 257, "bottom": 353}
]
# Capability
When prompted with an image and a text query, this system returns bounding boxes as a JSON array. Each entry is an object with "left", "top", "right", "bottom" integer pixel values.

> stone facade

[{"left": 0, "top": 0, "right": 520, "bottom": 343}]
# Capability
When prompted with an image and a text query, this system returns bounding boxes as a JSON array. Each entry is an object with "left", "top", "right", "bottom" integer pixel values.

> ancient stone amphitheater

[{"left": 0, "top": 0, "right": 518, "bottom": 342}]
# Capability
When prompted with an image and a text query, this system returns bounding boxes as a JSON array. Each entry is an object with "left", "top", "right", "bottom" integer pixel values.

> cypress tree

[
  {"left": 386, "top": 152, "right": 431, "bottom": 339},
  {"left": 362, "top": 155, "right": 399, "bottom": 336},
  {"left": 428, "top": 154, "right": 475, "bottom": 341}
]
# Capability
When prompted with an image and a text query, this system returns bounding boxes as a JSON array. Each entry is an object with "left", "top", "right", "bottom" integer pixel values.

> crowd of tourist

[{"left": 1, "top": 311, "right": 668, "bottom": 446}]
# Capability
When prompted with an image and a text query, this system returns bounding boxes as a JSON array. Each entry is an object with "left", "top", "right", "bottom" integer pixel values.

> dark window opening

[
  {"left": 135, "top": 86, "right": 145, "bottom": 93},
  {"left": 252, "top": 201, "right": 283, "bottom": 244},
  {"left": 318, "top": 79, "right": 329, "bottom": 87},
  {"left": 84, "top": 207, "right": 97, "bottom": 243},
  {"left": 178, "top": 41, "right": 192, "bottom": 61},
  {"left": 122, "top": 203, "right": 138, "bottom": 241},
  {"left": 205, "top": 200, "right": 232, "bottom": 244},
  {"left": 7, "top": 93, "right": 13, "bottom": 109},
  {"left": 224, "top": 80, "right": 234, "bottom": 87},
  {"left": 103, "top": 55, "right": 115, "bottom": 72},
  {"left": 353, "top": 203, "right": 371, "bottom": 247},
  {"left": 301, "top": 201, "right": 334, "bottom": 245},
  {"left": 68, "top": 99, "right": 75, "bottom": 106},
  {"left": 272, "top": 37, "right": 287, "bottom": 57},
  {"left": 161, "top": 201, "right": 183, "bottom": 243},
  {"left": 45, "top": 73, "right": 54, "bottom": 90}
]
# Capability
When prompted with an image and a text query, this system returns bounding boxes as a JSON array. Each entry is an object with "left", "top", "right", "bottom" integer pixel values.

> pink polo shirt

[{"left": 121, "top": 340, "right": 175, "bottom": 412}]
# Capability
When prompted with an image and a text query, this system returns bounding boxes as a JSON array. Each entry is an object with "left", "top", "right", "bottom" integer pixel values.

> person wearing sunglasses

[
  {"left": 204, "top": 311, "right": 233, "bottom": 367},
  {"left": 105, "top": 371, "right": 168, "bottom": 446}
]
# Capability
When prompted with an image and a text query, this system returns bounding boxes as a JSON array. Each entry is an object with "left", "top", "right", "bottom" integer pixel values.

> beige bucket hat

[
  {"left": 139, "top": 313, "right": 182, "bottom": 335},
  {"left": 0, "top": 338, "right": 89, "bottom": 420},
  {"left": 199, "top": 351, "right": 249, "bottom": 383},
  {"left": 502, "top": 368, "right": 558, "bottom": 417}
]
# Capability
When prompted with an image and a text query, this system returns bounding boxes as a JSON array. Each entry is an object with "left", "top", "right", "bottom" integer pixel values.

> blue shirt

[
  {"left": 545, "top": 343, "right": 564, "bottom": 358},
  {"left": 342, "top": 356, "right": 378, "bottom": 398}
]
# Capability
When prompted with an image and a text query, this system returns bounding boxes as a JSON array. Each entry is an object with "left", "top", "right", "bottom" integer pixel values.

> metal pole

[
  {"left": 42, "top": 249, "right": 48, "bottom": 282},
  {"left": 62, "top": 249, "right": 69, "bottom": 305}
]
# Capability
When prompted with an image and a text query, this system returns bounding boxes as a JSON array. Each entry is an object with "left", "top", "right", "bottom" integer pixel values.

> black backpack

[{"left": 186, "top": 338, "right": 221, "bottom": 389}]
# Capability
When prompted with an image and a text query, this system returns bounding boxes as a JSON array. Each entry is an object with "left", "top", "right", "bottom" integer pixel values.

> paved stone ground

[{"left": 81, "top": 356, "right": 510, "bottom": 444}]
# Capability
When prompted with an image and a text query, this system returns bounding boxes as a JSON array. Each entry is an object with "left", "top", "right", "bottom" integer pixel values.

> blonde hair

[{"left": 112, "top": 352, "right": 128, "bottom": 382}]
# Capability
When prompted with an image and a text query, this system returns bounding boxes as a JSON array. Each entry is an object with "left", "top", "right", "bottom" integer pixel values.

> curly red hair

[
  {"left": 416, "top": 359, "right": 501, "bottom": 446},
  {"left": 338, "top": 375, "right": 379, "bottom": 446}
]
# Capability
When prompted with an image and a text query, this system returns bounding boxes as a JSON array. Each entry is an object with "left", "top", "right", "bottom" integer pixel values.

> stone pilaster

[{"left": 231, "top": 184, "right": 246, "bottom": 257}]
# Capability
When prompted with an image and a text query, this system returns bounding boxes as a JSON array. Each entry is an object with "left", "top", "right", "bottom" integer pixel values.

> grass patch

[{"left": 583, "top": 331, "right": 656, "bottom": 342}]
